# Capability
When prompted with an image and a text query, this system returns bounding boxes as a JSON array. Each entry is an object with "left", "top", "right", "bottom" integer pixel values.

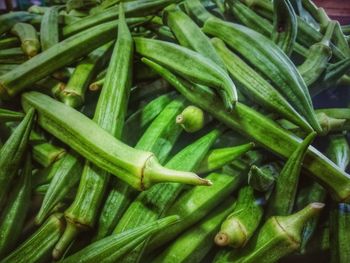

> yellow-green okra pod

[{"left": 11, "top": 22, "right": 40, "bottom": 57}]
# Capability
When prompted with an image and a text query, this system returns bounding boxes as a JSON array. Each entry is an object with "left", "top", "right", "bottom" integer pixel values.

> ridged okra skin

[{"left": 11, "top": 23, "right": 41, "bottom": 58}]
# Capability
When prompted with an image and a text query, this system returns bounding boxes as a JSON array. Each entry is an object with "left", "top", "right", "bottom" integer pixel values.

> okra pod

[
  {"left": 0, "top": 108, "right": 34, "bottom": 207},
  {"left": 143, "top": 58, "right": 350, "bottom": 202},
  {"left": 134, "top": 37, "right": 237, "bottom": 110},
  {"left": 0, "top": 47, "right": 25, "bottom": 60},
  {"left": 183, "top": 0, "right": 215, "bottom": 26},
  {"left": 0, "top": 11, "right": 40, "bottom": 35},
  {"left": 272, "top": 0, "right": 297, "bottom": 56},
  {"left": 153, "top": 199, "right": 236, "bottom": 263},
  {"left": 11, "top": 22, "right": 40, "bottom": 58},
  {"left": 248, "top": 162, "right": 281, "bottom": 192},
  {"left": 316, "top": 112, "right": 346, "bottom": 135},
  {"left": 197, "top": 143, "right": 255, "bottom": 174},
  {"left": 315, "top": 108, "right": 350, "bottom": 131},
  {"left": 40, "top": 6, "right": 60, "bottom": 51},
  {"left": 0, "top": 36, "right": 20, "bottom": 50},
  {"left": 203, "top": 17, "right": 321, "bottom": 132},
  {"left": 326, "top": 134, "right": 350, "bottom": 171},
  {"left": 0, "top": 108, "right": 24, "bottom": 123},
  {"left": 267, "top": 132, "right": 316, "bottom": 216},
  {"left": 0, "top": 154, "right": 31, "bottom": 258},
  {"left": 176, "top": 105, "right": 207, "bottom": 133},
  {"left": 214, "top": 203, "right": 324, "bottom": 263}
]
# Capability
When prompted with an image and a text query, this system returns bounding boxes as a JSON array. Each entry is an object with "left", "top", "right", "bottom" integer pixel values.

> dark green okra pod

[
  {"left": 0, "top": 154, "right": 32, "bottom": 258},
  {"left": 267, "top": 132, "right": 316, "bottom": 216},
  {"left": 40, "top": 6, "right": 60, "bottom": 50},
  {"left": 176, "top": 105, "right": 207, "bottom": 133},
  {"left": 11, "top": 22, "right": 40, "bottom": 58},
  {"left": 215, "top": 186, "right": 264, "bottom": 248},
  {"left": 0, "top": 108, "right": 34, "bottom": 207}
]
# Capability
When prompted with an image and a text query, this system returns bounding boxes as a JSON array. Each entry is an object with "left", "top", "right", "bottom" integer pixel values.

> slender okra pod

[
  {"left": 203, "top": 17, "right": 321, "bottom": 133},
  {"left": 134, "top": 37, "right": 237, "bottom": 110},
  {"left": 267, "top": 132, "right": 316, "bottom": 217},
  {"left": 142, "top": 58, "right": 350, "bottom": 202},
  {"left": 212, "top": 37, "right": 313, "bottom": 132},
  {"left": 0, "top": 36, "right": 20, "bottom": 50},
  {"left": 197, "top": 143, "right": 255, "bottom": 174},
  {"left": 215, "top": 186, "right": 264, "bottom": 248},
  {"left": 0, "top": 154, "right": 32, "bottom": 258},
  {"left": 40, "top": 6, "right": 60, "bottom": 51},
  {"left": 0, "top": 17, "right": 146, "bottom": 99},
  {"left": 214, "top": 203, "right": 325, "bottom": 263},
  {"left": 56, "top": 42, "right": 113, "bottom": 108},
  {"left": 176, "top": 105, "right": 207, "bottom": 133},
  {"left": 153, "top": 199, "right": 236, "bottom": 263},
  {"left": 248, "top": 163, "right": 281, "bottom": 192},
  {"left": 0, "top": 108, "right": 34, "bottom": 207},
  {"left": 0, "top": 108, "right": 24, "bottom": 122},
  {"left": 0, "top": 47, "right": 25, "bottom": 60},
  {"left": 0, "top": 11, "right": 41, "bottom": 35},
  {"left": 272, "top": 0, "right": 297, "bottom": 56},
  {"left": 326, "top": 134, "right": 350, "bottom": 171},
  {"left": 1, "top": 213, "right": 65, "bottom": 263},
  {"left": 11, "top": 22, "right": 40, "bottom": 58},
  {"left": 62, "top": 216, "right": 179, "bottom": 263},
  {"left": 183, "top": 0, "right": 215, "bottom": 26}
]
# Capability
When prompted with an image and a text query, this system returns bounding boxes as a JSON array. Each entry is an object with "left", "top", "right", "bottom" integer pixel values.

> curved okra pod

[
  {"left": 272, "top": 0, "right": 297, "bottom": 56},
  {"left": 142, "top": 58, "right": 350, "bottom": 202},
  {"left": 215, "top": 186, "right": 264, "bottom": 248},
  {"left": 0, "top": 108, "right": 34, "bottom": 208},
  {"left": 134, "top": 37, "right": 237, "bottom": 111},
  {"left": 214, "top": 203, "right": 324, "bottom": 263},
  {"left": 212, "top": 38, "right": 313, "bottom": 132},
  {"left": 0, "top": 108, "right": 24, "bottom": 122},
  {"left": 153, "top": 199, "right": 236, "bottom": 263},
  {"left": 1, "top": 213, "right": 65, "bottom": 263},
  {"left": 196, "top": 143, "right": 255, "bottom": 174},
  {"left": 248, "top": 162, "right": 281, "bottom": 192},
  {"left": 203, "top": 17, "right": 321, "bottom": 133},
  {"left": 40, "top": 6, "right": 60, "bottom": 50},
  {"left": 0, "top": 11, "right": 40, "bottom": 35},
  {"left": 62, "top": 216, "right": 179, "bottom": 263},
  {"left": 11, "top": 22, "right": 40, "bottom": 58},
  {"left": 176, "top": 105, "right": 207, "bottom": 133},
  {"left": 0, "top": 154, "right": 32, "bottom": 258},
  {"left": 267, "top": 132, "right": 316, "bottom": 217}
]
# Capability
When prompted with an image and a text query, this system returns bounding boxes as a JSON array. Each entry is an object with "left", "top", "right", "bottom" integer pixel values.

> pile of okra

[{"left": 0, "top": 0, "right": 350, "bottom": 262}]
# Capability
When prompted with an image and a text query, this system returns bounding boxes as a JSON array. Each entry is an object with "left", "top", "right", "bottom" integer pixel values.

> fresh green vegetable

[
  {"left": 40, "top": 6, "right": 60, "bottom": 51},
  {"left": 11, "top": 22, "right": 40, "bottom": 58},
  {"left": 0, "top": 108, "right": 24, "bottom": 123},
  {"left": 0, "top": 36, "right": 20, "bottom": 50},
  {"left": 0, "top": 11, "right": 40, "bottom": 35},
  {"left": 176, "top": 105, "right": 207, "bottom": 133},
  {"left": 248, "top": 163, "right": 281, "bottom": 192}
]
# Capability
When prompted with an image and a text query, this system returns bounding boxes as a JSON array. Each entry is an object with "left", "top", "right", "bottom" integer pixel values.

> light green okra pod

[
  {"left": 11, "top": 22, "right": 40, "bottom": 57},
  {"left": 40, "top": 6, "right": 60, "bottom": 50}
]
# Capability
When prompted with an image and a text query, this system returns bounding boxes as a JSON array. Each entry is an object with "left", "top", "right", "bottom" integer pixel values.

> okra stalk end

[
  {"left": 175, "top": 105, "right": 206, "bottom": 133},
  {"left": 22, "top": 39, "right": 41, "bottom": 58},
  {"left": 52, "top": 220, "right": 79, "bottom": 260},
  {"left": 214, "top": 219, "right": 247, "bottom": 247},
  {"left": 143, "top": 156, "right": 212, "bottom": 189}
]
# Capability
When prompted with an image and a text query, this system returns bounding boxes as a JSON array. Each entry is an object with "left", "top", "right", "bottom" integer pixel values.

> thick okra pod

[
  {"left": 197, "top": 143, "right": 254, "bottom": 174},
  {"left": 21, "top": 92, "right": 209, "bottom": 190},
  {"left": 62, "top": 216, "right": 179, "bottom": 263},
  {"left": 0, "top": 108, "right": 24, "bottom": 122},
  {"left": 153, "top": 199, "right": 236, "bottom": 263},
  {"left": 0, "top": 108, "right": 34, "bottom": 207},
  {"left": 267, "top": 132, "right": 316, "bottom": 216},
  {"left": 11, "top": 23, "right": 40, "bottom": 58},
  {"left": 272, "top": 0, "right": 297, "bottom": 56},
  {"left": 134, "top": 37, "right": 237, "bottom": 110},
  {"left": 40, "top": 6, "right": 60, "bottom": 50},
  {"left": 203, "top": 17, "right": 321, "bottom": 132},
  {"left": 214, "top": 203, "right": 324, "bottom": 263},
  {"left": 212, "top": 38, "right": 312, "bottom": 132},
  {"left": 215, "top": 186, "right": 264, "bottom": 248},
  {"left": 143, "top": 58, "right": 350, "bottom": 202},
  {"left": 0, "top": 154, "right": 31, "bottom": 258},
  {"left": 1, "top": 213, "right": 65, "bottom": 263},
  {"left": 0, "top": 11, "right": 40, "bottom": 35},
  {"left": 176, "top": 105, "right": 207, "bottom": 133}
]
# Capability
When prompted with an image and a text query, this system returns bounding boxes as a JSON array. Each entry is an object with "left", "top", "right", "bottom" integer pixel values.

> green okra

[
  {"left": 326, "top": 134, "right": 350, "bottom": 171},
  {"left": 95, "top": 96, "right": 185, "bottom": 241},
  {"left": 0, "top": 11, "right": 40, "bottom": 35},
  {"left": 267, "top": 132, "right": 316, "bottom": 217},
  {"left": 62, "top": 0, "right": 176, "bottom": 37},
  {"left": 215, "top": 186, "right": 264, "bottom": 248},
  {"left": 66, "top": 0, "right": 99, "bottom": 12},
  {"left": 22, "top": 92, "right": 209, "bottom": 190},
  {"left": 35, "top": 152, "right": 83, "bottom": 225},
  {"left": 135, "top": 37, "right": 237, "bottom": 111},
  {"left": 0, "top": 17, "right": 146, "bottom": 100},
  {"left": 176, "top": 105, "right": 207, "bottom": 133},
  {"left": 0, "top": 64, "right": 18, "bottom": 75},
  {"left": 153, "top": 198, "right": 236, "bottom": 263},
  {"left": 248, "top": 163, "right": 281, "bottom": 192},
  {"left": 62, "top": 216, "right": 179, "bottom": 263},
  {"left": 0, "top": 108, "right": 24, "bottom": 123},
  {"left": 0, "top": 47, "right": 25, "bottom": 59},
  {"left": 298, "top": 21, "right": 335, "bottom": 87},
  {"left": 0, "top": 108, "right": 34, "bottom": 208},
  {"left": 316, "top": 112, "right": 346, "bottom": 135},
  {"left": 1, "top": 213, "right": 65, "bottom": 263},
  {"left": 56, "top": 42, "right": 113, "bottom": 108},
  {"left": 203, "top": 17, "right": 321, "bottom": 133},
  {"left": 0, "top": 36, "right": 20, "bottom": 50},
  {"left": 183, "top": 0, "right": 215, "bottom": 26},
  {"left": 40, "top": 6, "right": 61, "bottom": 51},
  {"left": 315, "top": 108, "right": 350, "bottom": 131},
  {"left": 197, "top": 143, "right": 255, "bottom": 174},
  {"left": 11, "top": 22, "right": 40, "bottom": 58},
  {"left": 0, "top": 154, "right": 32, "bottom": 258},
  {"left": 214, "top": 202, "right": 325, "bottom": 263},
  {"left": 212, "top": 37, "right": 313, "bottom": 132},
  {"left": 272, "top": 0, "right": 297, "bottom": 56},
  {"left": 35, "top": 76, "right": 66, "bottom": 97},
  {"left": 122, "top": 92, "right": 175, "bottom": 146},
  {"left": 163, "top": 5, "right": 226, "bottom": 69},
  {"left": 143, "top": 58, "right": 350, "bottom": 202},
  {"left": 28, "top": 5, "right": 50, "bottom": 15}
]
